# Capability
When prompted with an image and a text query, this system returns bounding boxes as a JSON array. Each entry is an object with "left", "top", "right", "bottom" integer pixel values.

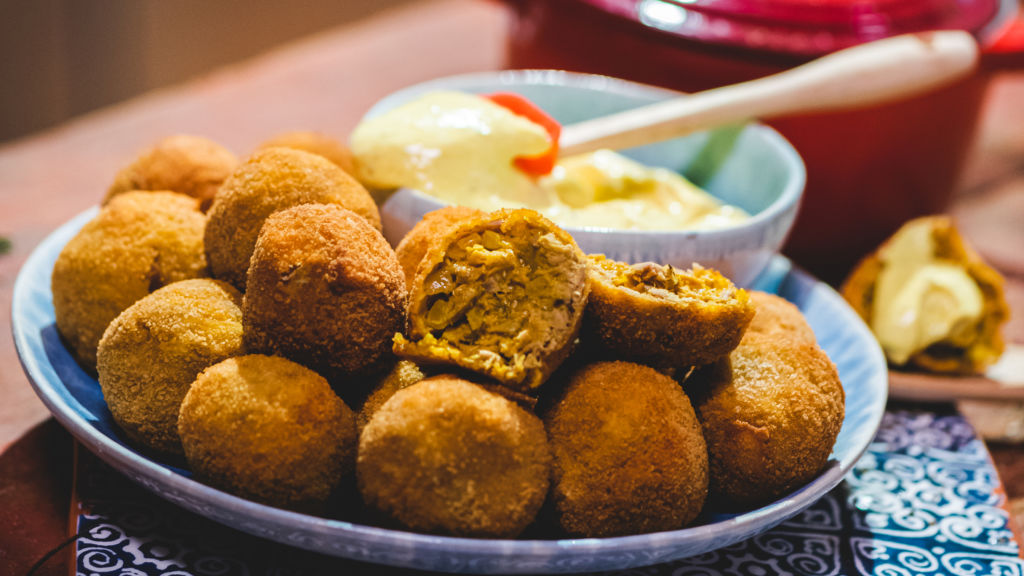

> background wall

[{"left": 0, "top": 0, "right": 412, "bottom": 142}]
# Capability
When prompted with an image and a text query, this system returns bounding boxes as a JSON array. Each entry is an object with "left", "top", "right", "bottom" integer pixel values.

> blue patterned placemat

[{"left": 73, "top": 406, "right": 1024, "bottom": 576}]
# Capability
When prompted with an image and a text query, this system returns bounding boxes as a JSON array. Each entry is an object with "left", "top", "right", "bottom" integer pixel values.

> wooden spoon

[{"left": 558, "top": 31, "right": 979, "bottom": 156}]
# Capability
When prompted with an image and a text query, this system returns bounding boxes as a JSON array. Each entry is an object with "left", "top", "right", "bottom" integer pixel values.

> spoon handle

[{"left": 558, "top": 31, "right": 979, "bottom": 156}]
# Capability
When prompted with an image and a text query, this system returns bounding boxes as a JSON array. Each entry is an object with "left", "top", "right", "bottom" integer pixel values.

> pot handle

[{"left": 985, "top": 4, "right": 1024, "bottom": 68}]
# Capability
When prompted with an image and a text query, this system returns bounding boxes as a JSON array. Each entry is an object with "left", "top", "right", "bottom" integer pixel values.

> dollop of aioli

[
  {"left": 870, "top": 219, "right": 984, "bottom": 365},
  {"left": 538, "top": 149, "right": 748, "bottom": 230},
  {"left": 351, "top": 91, "right": 748, "bottom": 231}
]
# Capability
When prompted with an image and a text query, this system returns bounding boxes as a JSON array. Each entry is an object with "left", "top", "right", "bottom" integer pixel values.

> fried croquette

[
  {"left": 257, "top": 131, "right": 356, "bottom": 175},
  {"left": 544, "top": 361, "right": 708, "bottom": 537},
  {"left": 52, "top": 191, "right": 208, "bottom": 371},
  {"left": 690, "top": 332, "right": 845, "bottom": 508},
  {"left": 357, "top": 375, "right": 551, "bottom": 537},
  {"left": 842, "top": 215, "right": 1008, "bottom": 373},
  {"left": 104, "top": 134, "right": 237, "bottom": 211},
  {"left": 243, "top": 204, "right": 407, "bottom": 384},
  {"left": 204, "top": 147, "right": 380, "bottom": 290},
  {"left": 97, "top": 279, "right": 243, "bottom": 456},
  {"left": 584, "top": 255, "right": 754, "bottom": 373},
  {"left": 356, "top": 360, "right": 426, "bottom": 432},
  {"left": 394, "top": 209, "right": 590, "bottom": 392},
  {"left": 745, "top": 291, "right": 816, "bottom": 343},
  {"left": 178, "top": 354, "right": 357, "bottom": 512},
  {"left": 394, "top": 205, "right": 483, "bottom": 287}
]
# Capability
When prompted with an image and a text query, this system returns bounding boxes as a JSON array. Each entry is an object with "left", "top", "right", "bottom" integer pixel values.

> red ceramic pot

[{"left": 506, "top": 0, "right": 1024, "bottom": 284}]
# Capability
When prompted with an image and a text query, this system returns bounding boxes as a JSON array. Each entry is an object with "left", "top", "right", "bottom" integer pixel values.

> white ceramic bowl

[{"left": 374, "top": 70, "right": 805, "bottom": 287}]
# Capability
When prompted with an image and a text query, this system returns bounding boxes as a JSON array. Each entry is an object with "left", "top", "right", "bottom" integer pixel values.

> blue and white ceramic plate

[{"left": 13, "top": 209, "right": 887, "bottom": 574}]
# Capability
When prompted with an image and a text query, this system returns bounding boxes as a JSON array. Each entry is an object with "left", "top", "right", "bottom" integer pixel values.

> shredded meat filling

[
  {"left": 593, "top": 256, "right": 737, "bottom": 302},
  {"left": 418, "top": 221, "right": 582, "bottom": 378}
]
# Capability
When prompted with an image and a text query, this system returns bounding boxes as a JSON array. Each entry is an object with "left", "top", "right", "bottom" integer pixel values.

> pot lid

[{"left": 580, "top": 0, "right": 1014, "bottom": 55}]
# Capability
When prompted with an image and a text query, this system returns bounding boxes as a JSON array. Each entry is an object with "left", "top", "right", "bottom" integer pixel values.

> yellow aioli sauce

[
  {"left": 350, "top": 91, "right": 749, "bottom": 231},
  {"left": 870, "top": 219, "right": 984, "bottom": 365}
]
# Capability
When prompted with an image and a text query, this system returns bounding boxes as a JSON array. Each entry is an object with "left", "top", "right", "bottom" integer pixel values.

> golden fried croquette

[
  {"left": 97, "top": 279, "right": 243, "bottom": 456},
  {"left": 746, "top": 291, "right": 816, "bottom": 343},
  {"left": 584, "top": 255, "right": 754, "bottom": 374},
  {"left": 257, "top": 131, "right": 355, "bottom": 175},
  {"left": 842, "top": 215, "right": 1008, "bottom": 373},
  {"left": 104, "top": 134, "right": 237, "bottom": 211},
  {"left": 358, "top": 375, "right": 550, "bottom": 537},
  {"left": 178, "top": 354, "right": 357, "bottom": 512},
  {"left": 690, "top": 332, "right": 844, "bottom": 508},
  {"left": 243, "top": 204, "right": 406, "bottom": 384},
  {"left": 355, "top": 359, "right": 537, "bottom": 436},
  {"left": 394, "top": 209, "right": 589, "bottom": 392},
  {"left": 544, "top": 361, "right": 708, "bottom": 537},
  {"left": 52, "top": 192, "right": 208, "bottom": 371},
  {"left": 394, "top": 205, "right": 483, "bottom": 287},
  {"left": 356, "top": 360, "right": 426, "bottom": 432},
  {"left": 204, "top": 147, "right": 380, "bottom": 290}
]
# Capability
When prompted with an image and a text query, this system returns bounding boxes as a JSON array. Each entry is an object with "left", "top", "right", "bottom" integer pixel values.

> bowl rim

[{"left": 364, "top": 69, "right": 806, "bottom": 239}]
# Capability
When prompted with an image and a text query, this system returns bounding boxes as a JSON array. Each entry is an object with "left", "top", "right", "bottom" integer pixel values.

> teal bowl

[{"left": 376, "top": 70, "right": 806, "bottom": 287}]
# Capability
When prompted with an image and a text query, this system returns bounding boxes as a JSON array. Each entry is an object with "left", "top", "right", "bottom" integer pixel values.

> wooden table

[
  {"left": 0, "top": 0, "right": 508, "bottom": 448},
  {"left": 1, "top": 0, "right": 1023, "bottom": 572},
  {"left": 950, "top": 70, "right": 1024, "bottom": 533}
]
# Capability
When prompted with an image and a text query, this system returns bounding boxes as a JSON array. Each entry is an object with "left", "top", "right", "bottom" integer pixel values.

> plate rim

[{"left": 12, "top": 207, "right": 888, "bottom": 573}]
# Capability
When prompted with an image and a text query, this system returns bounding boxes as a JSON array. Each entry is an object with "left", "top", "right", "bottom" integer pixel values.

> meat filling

[
  {"left": 592, "top": 255, "right": 739, "bottom": 303},
  {"left": 409, "top": 220, "right": 586, "bottom": 386}
]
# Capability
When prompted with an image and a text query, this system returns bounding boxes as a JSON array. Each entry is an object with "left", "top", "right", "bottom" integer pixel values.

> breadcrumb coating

[
  {"left": 394, "top": 205, "right": 483, "bottom": 287},
  {"left": 52, "top": 191, "right": 208, "bottom": 371},
  {"left": 544, "top": 361, "right": 708, "bottom": 536},
  {"left": 356, "top": 360, "right": 426, "bottom": 433},
  {"left": 97, "top": 279, "right": 243, "bottom": 455},
  {"left": 358, "top": 375, "right": 551, "bottom": 537},
  {"left": 257, "top": 131, "right": 356, "bottom": 175},
  {"left": 745, "top": 291, "right": 816, "bottom": 343},
  {"left": 584, "top": 255, "right": 754, "bottom": 374},
  {"left": 243, "top": 204, "right": 406, "bottom": 386},
  {"left": 205, "top": 147, "right": 380, "bottom": 290},
  {"left": 690, "top": 331, "right": 844, "bottom": 508},
  {"left": 178, "top": 354, "right": 357, "bottom": 512},
  {"left": 105, "top": 134, "right": 237, "bottom": 211}
]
